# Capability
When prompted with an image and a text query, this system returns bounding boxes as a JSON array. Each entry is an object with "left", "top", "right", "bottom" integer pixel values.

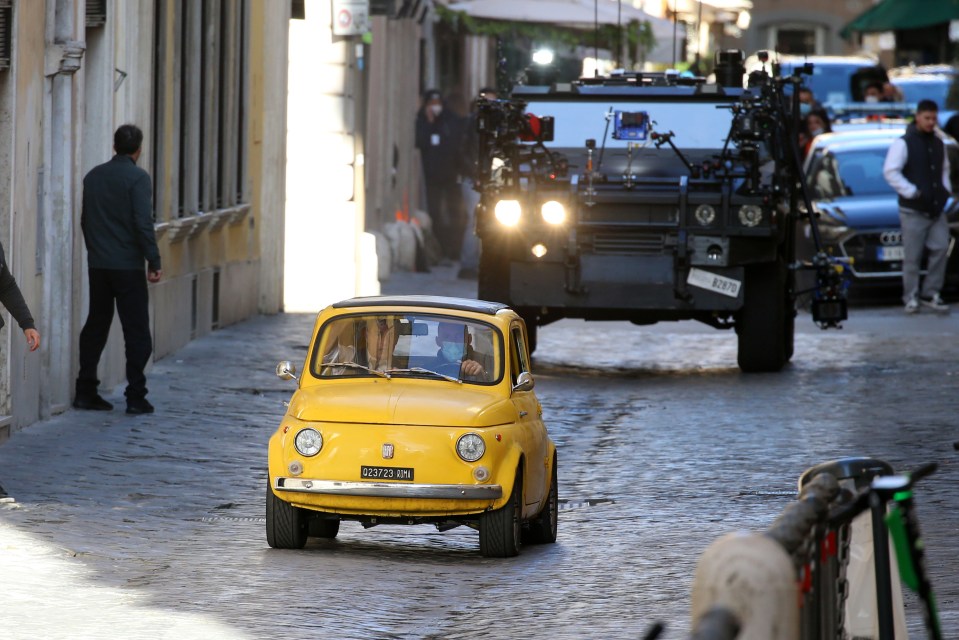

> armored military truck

[{"left": 473, "top": 50, "right": 846, "bottom": 373}]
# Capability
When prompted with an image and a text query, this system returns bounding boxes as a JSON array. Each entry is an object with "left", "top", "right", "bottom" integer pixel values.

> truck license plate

[
  {"left": 687, "top": 268, "right": 741, "bottom": 298},
  {"left": 361, "top": 466, "right": 414, "bottom": 481},
  {"left": 877, "top": 246, "right": 904, "bottom": 261}
]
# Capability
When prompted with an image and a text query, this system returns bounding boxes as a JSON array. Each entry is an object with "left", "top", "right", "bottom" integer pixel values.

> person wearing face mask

[
  {"left": 863, "top": 82, "right": 883, "bottom": 104},
  {"left": 798, "top": 87, "right": 819, "bottom": 117},
  {"left": 415, "top": 89, "right": 468, "bottom": 263},
  {"left": 801, "top": 107, "right": 832, "bottom": 157},
  {"left": 427, "top": 322, "right": 487, "bottom": 381}
]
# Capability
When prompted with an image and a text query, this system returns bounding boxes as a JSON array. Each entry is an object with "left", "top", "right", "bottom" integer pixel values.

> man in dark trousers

[
  {"left": 883, "top": 99, "right": 952, "bottom": 314},
  {"left": 0, "top": 242, "right": 41, "bottom": 352},
  {"left": 415, "top": 89, "right": 467, "bottom": 261},
  {"left": 74, "top": 124, "right": 162, "bottom": 414}
]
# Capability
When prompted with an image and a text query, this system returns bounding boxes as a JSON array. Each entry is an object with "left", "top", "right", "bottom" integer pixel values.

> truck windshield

[{"left": 524, "top": 100, "right": 735, "bottom": 150}]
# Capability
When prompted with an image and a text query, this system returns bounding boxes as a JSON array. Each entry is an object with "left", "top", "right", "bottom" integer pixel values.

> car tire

[
  {"left": 736, "top": 259, "right": 788, "bottom": 373},
  {"left": 266, "top": 482, "right": 308, "bottom": 549},
  {"left": 479, "top": 469, "right": 522, "bottom": 558},
  {"left": 524, "top": 456, "right": 557, "bottom": 545}
]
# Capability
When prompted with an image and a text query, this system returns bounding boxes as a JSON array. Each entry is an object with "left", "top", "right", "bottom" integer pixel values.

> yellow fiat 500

[{"left": 266, "top": 295, "right": 557, "bottom": 557}]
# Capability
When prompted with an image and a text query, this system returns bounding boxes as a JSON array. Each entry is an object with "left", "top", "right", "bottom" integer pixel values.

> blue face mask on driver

[
  {"left": 441, "top": 341, "right": 465, "bottom": 362},
  {"left": 799, "top": 102, "right": 812, "bottom": 116}
]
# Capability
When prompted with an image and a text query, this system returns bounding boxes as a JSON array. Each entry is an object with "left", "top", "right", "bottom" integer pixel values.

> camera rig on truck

[{"left": 472, "top": 50, "right": 849, "bottom": 372}]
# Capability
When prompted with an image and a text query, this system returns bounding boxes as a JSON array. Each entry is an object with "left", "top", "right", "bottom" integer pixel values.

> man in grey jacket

[
  {"left": 74, "top": 124, "right": 162, "bottom": 414},
  {"left": 882, "top": 99, "right": 952, "bottom": 314}
]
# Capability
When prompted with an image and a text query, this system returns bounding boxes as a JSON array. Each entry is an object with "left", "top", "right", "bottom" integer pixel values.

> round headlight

[
  {"left": 694, "top": 204, "right": 716, "bottom": 226},
  {"left": 738, "top": 204, "right": 763, "bottom": 227},
  {"left": 531, "top": 243, "right": 548, "bottom": 258},
  {"left": 294, "top": 428, "right": 322, "bottom": 457},
  {"left": 456, "top": 433, "right": 486, "bottom": 462},
  {"left": 494, "top": 200, "right": 522, "bottom": 227},
  {"left": 541, "top": 200, "right": 567, "bottom": 225}
]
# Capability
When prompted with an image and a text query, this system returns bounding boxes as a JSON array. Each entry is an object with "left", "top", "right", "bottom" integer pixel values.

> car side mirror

[
  {"left": 276, "top": 360, "right": 298, "bottom": 381},
  {"left": 512, "top": 371, "right": 534, "bottom": 393}
]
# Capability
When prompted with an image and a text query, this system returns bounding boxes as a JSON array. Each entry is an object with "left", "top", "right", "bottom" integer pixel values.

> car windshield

[
  {"left": 807, "top": 147, "right": 892, "bottom": 199},
  {"left": 786, "top": 63, "right": 862, "bottom": 106},
  {"left": 892, "top": 77, "right": 951, "bottom": 105},
  {"left": 310, "top": 313, "right": 502, "bottom": 385}
]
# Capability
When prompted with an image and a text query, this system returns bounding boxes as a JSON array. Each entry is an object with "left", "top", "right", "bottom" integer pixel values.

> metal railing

[{"left": 690, "top": 456, "right": 941, "bottom": 640}]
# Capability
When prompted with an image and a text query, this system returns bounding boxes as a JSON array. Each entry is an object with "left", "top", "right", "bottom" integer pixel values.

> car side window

[{"left": 509, "top": 325, "right": 530, "bottom": 386}]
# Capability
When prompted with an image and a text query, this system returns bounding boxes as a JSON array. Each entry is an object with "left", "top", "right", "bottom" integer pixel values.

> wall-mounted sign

[{"left": 332, "top": 0, "right": 370, "bottom": 36}]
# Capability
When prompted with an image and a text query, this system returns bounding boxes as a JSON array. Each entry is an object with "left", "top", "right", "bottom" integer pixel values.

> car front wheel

[
  {"left": 266, "top": 481, "right": 308, "bottom": 549},
  {"left": 524, "top": 456, "right": 557, "bottom": 544},
  {"left": 479, "top": 470, "right": 522, "bottom": 558}
]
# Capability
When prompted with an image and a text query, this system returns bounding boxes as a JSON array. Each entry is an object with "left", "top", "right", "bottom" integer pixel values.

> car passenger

[{"left": 428, "top": 322, "right": 489, "bottom": 381}]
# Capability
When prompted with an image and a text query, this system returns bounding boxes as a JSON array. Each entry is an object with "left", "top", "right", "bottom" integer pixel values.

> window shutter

[
  {"left": 86, "top": 0, "right": 106, "bottom": 28},
  {"left": 0, "top": 0, "right": 11, "bottom": 71}
]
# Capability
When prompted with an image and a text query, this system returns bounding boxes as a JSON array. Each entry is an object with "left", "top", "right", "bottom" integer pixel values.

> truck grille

[{"left": 590, "top": 231, "right": 667, "bottom": 255}]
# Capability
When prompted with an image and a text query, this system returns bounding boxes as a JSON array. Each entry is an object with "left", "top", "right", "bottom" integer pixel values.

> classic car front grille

[{"left": 589, "top": 231, "right": 667, "bottom": 255}]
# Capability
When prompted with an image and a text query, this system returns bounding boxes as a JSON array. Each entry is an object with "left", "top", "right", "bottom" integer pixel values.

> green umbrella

[{"left": 842, "top": 0, "right": 959, "bottom": 38}]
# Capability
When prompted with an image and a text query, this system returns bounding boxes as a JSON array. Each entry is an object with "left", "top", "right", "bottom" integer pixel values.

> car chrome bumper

[{"left": 274, "top": 477, "right": 503, "bottom": 500}]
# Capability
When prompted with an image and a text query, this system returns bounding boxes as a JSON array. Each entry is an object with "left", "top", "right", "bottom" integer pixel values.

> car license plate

[
  {"left": 361, "top": 465, "right": 414, "bottom": 481},
  {"left": 877, "top": 246, "right": 904, "bottom": 261}
]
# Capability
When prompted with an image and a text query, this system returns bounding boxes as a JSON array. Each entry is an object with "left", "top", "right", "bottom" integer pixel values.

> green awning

[{"left": 842, "top": 0, "right": 959, "bottom": 38}]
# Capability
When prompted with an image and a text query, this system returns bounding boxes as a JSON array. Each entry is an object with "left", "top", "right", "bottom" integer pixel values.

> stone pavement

[{"left": 1, "top": 263, "right": 957, "bottom": 639}]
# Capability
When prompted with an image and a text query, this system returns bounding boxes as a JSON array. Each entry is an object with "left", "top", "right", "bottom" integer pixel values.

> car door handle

[{"left": 519, "top": 411, "right": 528, "bottom": 417}]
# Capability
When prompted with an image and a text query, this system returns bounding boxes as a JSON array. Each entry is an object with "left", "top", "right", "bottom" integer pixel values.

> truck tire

[{"left": 736, "top": 260, "right": 789, "bottom": 373}]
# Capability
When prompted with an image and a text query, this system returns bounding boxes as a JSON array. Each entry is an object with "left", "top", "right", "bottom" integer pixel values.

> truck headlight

[
  {"left": 738, "top": 204, "right": 763, "bottom": 227},
  {"left": 294, "top": 428, "right": 323, "bottom": 457},
  {"left": 694, "top": 204, "right": 716, "bottom": 226},
  {"left": 541, "top": 200, "right": 567, "bottom": 225},
  {"left": 494, "top": 200, "right": 522, "bottom": 227}
]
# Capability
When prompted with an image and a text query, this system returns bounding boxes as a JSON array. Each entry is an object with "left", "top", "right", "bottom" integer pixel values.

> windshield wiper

[
  {"left": 384, "top": 367, "right": 462, "bottom": 384},
  {"left": 321, "top": 361, "right": 390, "bottom": 378}
]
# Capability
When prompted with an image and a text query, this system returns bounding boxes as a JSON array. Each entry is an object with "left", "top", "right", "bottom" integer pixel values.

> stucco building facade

[{"left": 0, "top": 0, "right": 289, "bottom": 439}]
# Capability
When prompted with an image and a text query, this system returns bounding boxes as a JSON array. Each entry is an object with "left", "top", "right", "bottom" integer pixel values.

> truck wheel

[
  {"left": 479, "top": 470, "right": 522, "bottom": 557},
  {"left": 736, "top": 261, "right": 788, "bottom": 373},
  {"left": 266, "top": 482, "right": 308, "bottom": 549}
]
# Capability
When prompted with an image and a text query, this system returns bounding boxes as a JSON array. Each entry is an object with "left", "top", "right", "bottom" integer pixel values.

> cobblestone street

[{"left": 1, "top": 265, "right": 957, "bottom": 639}]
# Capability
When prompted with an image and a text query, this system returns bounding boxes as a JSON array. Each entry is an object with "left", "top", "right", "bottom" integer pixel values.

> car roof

[
  {"left": 331, "top": 295, "right": 511, "bottom": 316},
  {"left": 892, "top": 74, "right": 952, "bottom": 84},
  {"left": 777, "top": 54, "right": 879, "bottom": 67}
]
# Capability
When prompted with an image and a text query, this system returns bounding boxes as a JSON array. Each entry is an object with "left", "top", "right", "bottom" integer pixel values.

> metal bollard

[{"left": 691, "top": 531, "right": 799, "bottom": 640}]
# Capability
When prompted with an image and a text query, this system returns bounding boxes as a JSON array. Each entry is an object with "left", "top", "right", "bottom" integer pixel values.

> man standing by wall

[
  {"left": 74, "top": 125, "right": 163, "bottom": 415},
  {"left": 883, "top": 100, "right": 952, "bottom": 314},
  {"left": 0, "top": 243, "right": 41, "bottom": 353}
]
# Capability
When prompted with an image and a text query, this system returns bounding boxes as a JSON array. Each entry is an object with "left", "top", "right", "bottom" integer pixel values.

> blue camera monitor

[{"left": 613, "top": 110, "right": 649, "bottom": 141}]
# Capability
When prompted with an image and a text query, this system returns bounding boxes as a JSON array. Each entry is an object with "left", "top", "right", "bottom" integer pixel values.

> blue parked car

[{"left": 798, "top": 132, "right": 959, "bottom": 298}]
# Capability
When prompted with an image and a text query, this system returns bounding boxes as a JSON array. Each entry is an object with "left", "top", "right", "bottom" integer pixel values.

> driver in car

[{"left": 430, "top": 322, "right": 488, "bottom": 381}]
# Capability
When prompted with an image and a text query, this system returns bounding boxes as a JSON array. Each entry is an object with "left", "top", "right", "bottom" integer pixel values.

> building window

[
  {"left": 768, "top": 23, "right": 824, "bottom": 56},
  {"left": 86, "top": 0, "right": 107, "bottom": 28},
  {"left": 152, "top": 0, "right": 248, "bottom": 220},
  {"left": 0, "top": 0, "right": 12, "bottom": 71}
]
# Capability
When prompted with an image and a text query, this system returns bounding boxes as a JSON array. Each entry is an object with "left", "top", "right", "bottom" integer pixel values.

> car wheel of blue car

[
  {"left": 479, "top": 469, "right": 522, "bottom": 558},
  {"left": 524, "top": 456, "right": 557, "bottom": 545},
  {"left": 266, "top": 481, "right": 308, "bottom": 549}
]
